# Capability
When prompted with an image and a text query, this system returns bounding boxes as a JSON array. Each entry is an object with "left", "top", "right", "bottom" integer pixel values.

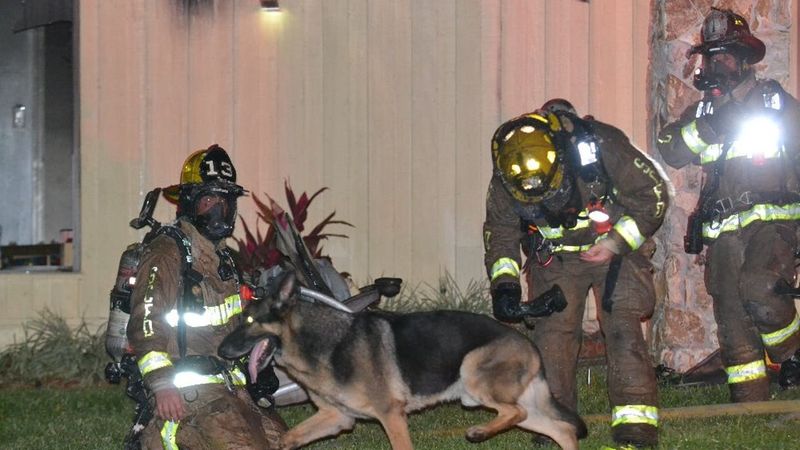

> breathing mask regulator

[{"left": 492, "top": 110, "right": 610, "bottom": 232}]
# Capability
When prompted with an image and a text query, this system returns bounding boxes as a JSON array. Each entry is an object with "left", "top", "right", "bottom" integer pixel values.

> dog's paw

[
  {"left": 465, "top": 426, "right": 490, "bottom": 443},
  {"left": 279, "top": 437, "right": 297, "bottom": 450}
]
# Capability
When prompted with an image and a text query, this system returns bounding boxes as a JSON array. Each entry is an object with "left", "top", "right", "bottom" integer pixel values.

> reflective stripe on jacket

[
  {"left": 127, "top": 219, "right": 245, "bottom": 393},
  {"left": 702, "top": 203, "right": 800, "bottom": 239},
  {"left": 657, "top": 77, "right": 800, "bottom": 242}
]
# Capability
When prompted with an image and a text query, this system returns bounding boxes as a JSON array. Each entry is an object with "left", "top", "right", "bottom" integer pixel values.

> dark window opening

[{"left": 0, "top": 1, "right": 77, "bottom": 272}]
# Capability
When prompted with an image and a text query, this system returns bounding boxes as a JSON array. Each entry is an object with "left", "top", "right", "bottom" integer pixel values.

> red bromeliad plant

[{"left": 231, "top": 181, "right": 353, "bottom": 279}]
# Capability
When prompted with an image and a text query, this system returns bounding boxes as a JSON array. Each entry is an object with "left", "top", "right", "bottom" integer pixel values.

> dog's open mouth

[{"left": 248, "top": 336, "right": 277, "bottom": 382}]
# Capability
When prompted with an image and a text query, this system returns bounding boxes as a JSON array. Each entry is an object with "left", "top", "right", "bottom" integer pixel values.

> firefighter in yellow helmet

[
  {"left": 127, "top": 145, "right": 286, "bottom": 449},
  {"left": 163, "top": 144, "right": 244, "bottom": 240},
  {"left": 484, "top": 105, "right": 668, "bottom": 448},
  {"left": 657, "top": 8, "right": 800, "bottom": 401}
]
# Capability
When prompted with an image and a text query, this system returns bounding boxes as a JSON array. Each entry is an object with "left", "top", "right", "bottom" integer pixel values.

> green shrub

[
  {"left": 0, "top": 309, "right": 107, "bottom": 386},
  {"left": 381, "top": 272, "right": 491, "bottom": 315}
]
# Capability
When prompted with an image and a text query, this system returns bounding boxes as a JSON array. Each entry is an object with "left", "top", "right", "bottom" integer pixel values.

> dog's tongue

[{"left": 248, "top": 339, "right": 270, "bottom": 382}]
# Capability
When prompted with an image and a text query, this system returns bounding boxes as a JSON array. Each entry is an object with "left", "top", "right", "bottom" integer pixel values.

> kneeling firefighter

[
  {"left": 125, "top": 145, "right": 286, "bottom": 449},
  {"left": 657, "top": 8, "right": 800, "bottom": 401},
  {"left": 483, "top": 101, "right": 668, "bottom": 448}
]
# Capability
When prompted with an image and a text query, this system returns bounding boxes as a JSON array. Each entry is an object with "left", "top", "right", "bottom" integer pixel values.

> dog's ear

[{"left": 277, "top": 270, "right": 297, "bottom": 305}]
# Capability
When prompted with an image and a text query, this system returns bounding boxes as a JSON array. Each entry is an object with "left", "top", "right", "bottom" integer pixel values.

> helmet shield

[
  {"left": 184, "top": 145, "right": 237, "bottom": 185},
  {"left": 164, "top": 144, "right": 242, "bottom": 203},
  {"left": 492, "top": 116, "right": 564, "bottom": 203}
]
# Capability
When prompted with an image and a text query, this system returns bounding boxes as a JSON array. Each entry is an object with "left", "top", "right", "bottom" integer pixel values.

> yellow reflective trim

[
  {"left": 762, "top": 314, "right": 800, "bottom": 347},
  {"left": 142, "top": 266, "right": 159, "bottom": 338},
  {"left": 552, "top": 243, "right": 595, "bottom": 253},
  {"left": 613, "top": 215, "right": 645, "bottom": 251},
  {"left": 703, "top": 203, "right": 800, "bottom": 239},
  {"left": 230, "top": 366, "right": 247, "bottom": 385},
  {"left": 161, "top": 420, "right": 180, "bottom": 450},
  {"left": 210, "top": 294, "right": 244, "bottom": 325},
  {"left": 138, "top": 351, "right": 173, "bottom": 376},
  {"left": 550, "top": 234, "right": 607, "bottom": 253},
  {"left": 611, "top": 405, "right": 658, "bottom": 427},
  {"left": 699, "top": 143, "right": 724, "bottom": 164},
  {"left": 538, "top": 226, "right": 563, "bottom": 240},
  {"left": 172, "top": 366, "right": 248, "bottom": 388},
  {"left": 538, "top": 216, "right": 592, "bottom": 240},
  {"left": 164, "top": 294, "right": 244, "bottom": 328},
  {"left": 680, "top": 120, "right": 708, "bottom": 155},
  {"left": 700, "top": 142, "right": 784, "bottom": 165},
  {"left": 726, "top": 359, "right": 767, "bottom": 384},
  {"left": 490, "top": 258, "right": 520, "bottom": 281},
  {"left": 536, "top": 206, "right": 611, "bottom": 253}
]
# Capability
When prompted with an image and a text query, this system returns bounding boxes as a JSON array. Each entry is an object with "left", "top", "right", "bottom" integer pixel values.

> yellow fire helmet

[
  {"left": 163, "top": 144, "right": 244, "bottom": 203},
  {"left": 491, "top": 113, "right": 565, "bottom": 203}
]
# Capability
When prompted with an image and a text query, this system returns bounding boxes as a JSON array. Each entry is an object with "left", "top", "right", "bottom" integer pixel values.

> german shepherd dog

[{"left": 219, "top": 271, "right": 587, "bottom": 449}]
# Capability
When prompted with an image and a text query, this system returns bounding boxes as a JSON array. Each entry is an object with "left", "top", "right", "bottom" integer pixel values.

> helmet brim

[
  {"left": 688, "top": 34, "right": 766, "bottom": 64},
  {"left": 163, "top": 181, "right": 247, "bottom": 205},
  {"left": 163, "top": 185, "right": 181, "bottom": 204}
]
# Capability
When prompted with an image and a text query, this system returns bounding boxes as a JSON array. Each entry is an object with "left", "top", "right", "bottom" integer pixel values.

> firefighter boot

[
  {"left": 779, "top": 350, "right": 800, "bottom": 389},
  {"left": 612, "top": 423, "right": 658, "bottom": 449},
  {"left": 730, "top": 376, "right": 770, "bottom": 402}
]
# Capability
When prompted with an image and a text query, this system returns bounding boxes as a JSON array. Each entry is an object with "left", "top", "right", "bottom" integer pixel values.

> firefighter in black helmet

[
  {"left": 127, "top": 145, "right": 286, "bottom": 449},
  {"left": 484, "top": 103, "right": 668, "bottom": 448},
  {"left": 657, "top": 8, "right": 800, "bottom": 401}
]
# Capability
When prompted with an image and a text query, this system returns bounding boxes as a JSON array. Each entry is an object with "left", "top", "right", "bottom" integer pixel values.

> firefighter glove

[
  {"left": 491, "top": 282, "right": 523, "bottom": 322},
  {"left": 704, "top": 100, "right": 743, "bottom": 139},
  {"left": 528, "top": 284, "right": 567, "bottom": 315}
]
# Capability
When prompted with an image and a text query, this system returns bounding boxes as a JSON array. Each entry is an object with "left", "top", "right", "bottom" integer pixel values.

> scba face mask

[
  {"left": 187, "top": 183, "right": 243, "bottom": 241},
  {"left": 695, "top": 51, "right": 748, "bottom": 95}
]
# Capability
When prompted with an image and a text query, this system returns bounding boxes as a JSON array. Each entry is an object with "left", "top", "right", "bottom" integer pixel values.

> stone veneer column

[{"left": 649, "top": 0, "right": 794, "bottom": 372}]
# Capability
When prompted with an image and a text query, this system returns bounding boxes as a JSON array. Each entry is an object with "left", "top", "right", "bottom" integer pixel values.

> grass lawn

[{"left": 2, "top": 368, "right": 800, "bottom": 449}]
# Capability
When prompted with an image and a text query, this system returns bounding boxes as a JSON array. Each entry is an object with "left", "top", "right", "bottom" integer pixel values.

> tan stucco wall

[{"left": 0, "top": 0, "right": 655, "bottom": 347}]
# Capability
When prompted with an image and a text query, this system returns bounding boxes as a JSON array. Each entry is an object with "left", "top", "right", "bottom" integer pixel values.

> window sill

[{"left": 0, "top": 265, "right": 74, "bottom": 274}]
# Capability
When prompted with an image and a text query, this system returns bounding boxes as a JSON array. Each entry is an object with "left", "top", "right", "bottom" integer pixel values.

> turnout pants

[
  {"left": 141, "top": 384, "right": 286, "bottom": 450},
  {"left": 706, "top": 221, "right": 800, "bottom": 402},
  {"left": 530, "top": 249, "right": 658, "bottom": 443}
]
